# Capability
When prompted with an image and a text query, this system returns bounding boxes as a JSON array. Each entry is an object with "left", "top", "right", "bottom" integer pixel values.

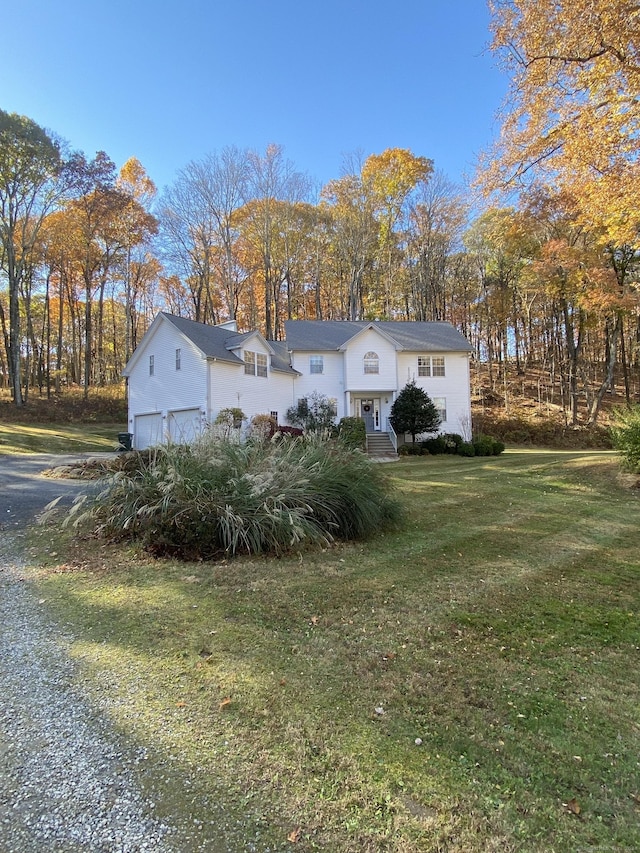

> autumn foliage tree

[
  {"left": 0, "top": 110, "right": 64, "bottom": 404},
  {"left": 484, "top": 0, "right": 640, "bottom": 244}
]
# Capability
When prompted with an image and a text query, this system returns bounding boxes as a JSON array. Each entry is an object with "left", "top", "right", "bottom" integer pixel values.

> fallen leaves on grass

[{"left": 564, "top": 798, "right": 581, "bottom": 815}]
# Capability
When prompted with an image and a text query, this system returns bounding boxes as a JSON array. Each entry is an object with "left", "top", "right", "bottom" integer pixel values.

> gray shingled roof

[
  {"left": 269, "top": 340, "right": 300, "bottom": 374},
  {"left": 162, "top": 314, "right": 298, "bottom": 374},
  {"left": 162, "top": 313, "right": 244, "bottom": 363},
  {"left": 284, "top": 320, "right": 473, "bottom": 353}
]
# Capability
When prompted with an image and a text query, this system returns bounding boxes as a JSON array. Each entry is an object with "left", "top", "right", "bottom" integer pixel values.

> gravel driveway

[
  {"left": 0, "top": 455, "right": 228, "bottom": 852},
  {"left": 0, "top": 453, "right": 103, "bottom": 530}
]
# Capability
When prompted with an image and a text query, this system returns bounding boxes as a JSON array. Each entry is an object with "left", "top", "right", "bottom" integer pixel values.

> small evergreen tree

[{"left": 390, "top": 380, "right": 441, "bottom": 445}]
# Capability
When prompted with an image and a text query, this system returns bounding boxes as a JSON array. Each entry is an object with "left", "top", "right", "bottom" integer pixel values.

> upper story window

[
  {"left": 175, "top": 348, "right": 181, "bottom": 370},
  {"left": 418, "top": 355, "right": 445, "bottom": 377},
  {"left": 310, "top": 355, "right": 324, "bottom": 375},
  {"left": 364, "top": 351, "right": 379, "bottom": 374},
  {"left": 149, "top": 355, "right": 154, "bottom": 376},
  {"left": 244, "top": 350, "right": 268, "bottom": 377}
]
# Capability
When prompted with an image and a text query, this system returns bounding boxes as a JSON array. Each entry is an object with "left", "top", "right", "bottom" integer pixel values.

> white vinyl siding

[
  {"left": 397, "top": 350, "right": 471, "bottom": 439},
  {"left": 290, "top": 351, "right": 346, "bottom": 419},
  {"left": 344, "top": 330, "right": 396, "bottom": 392}
]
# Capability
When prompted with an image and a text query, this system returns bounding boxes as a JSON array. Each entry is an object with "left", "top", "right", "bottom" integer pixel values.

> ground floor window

[{"left": 433, "top": 396, "right": 447, "bottom": 423}]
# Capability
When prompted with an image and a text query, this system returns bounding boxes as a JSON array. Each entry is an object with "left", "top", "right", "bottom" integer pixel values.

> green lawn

[
  {"left": 0, "top": 421, "right": 125, "bottom": 454},
  {"left": 27, "top": 449, "right": 639, "bottom": 852}
]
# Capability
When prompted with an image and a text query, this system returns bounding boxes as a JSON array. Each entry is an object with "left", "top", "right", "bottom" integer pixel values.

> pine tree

[{"left": 390, "top": 380, "right": 441, "bottom": 445}]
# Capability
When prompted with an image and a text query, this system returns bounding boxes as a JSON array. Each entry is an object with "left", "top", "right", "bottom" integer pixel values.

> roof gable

[
  {"left": 225, "top": 330, "right": 275, "bottom": 356},
  {"left": 336, "top": 323, "right": 402, "bottom": 351}
]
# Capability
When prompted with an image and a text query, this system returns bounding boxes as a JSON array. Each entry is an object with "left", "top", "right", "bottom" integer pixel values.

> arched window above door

[{"left": 364, "top": 351, "right": 379, "bottom": 374}]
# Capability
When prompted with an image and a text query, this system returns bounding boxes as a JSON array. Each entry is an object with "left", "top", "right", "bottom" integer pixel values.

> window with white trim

[
  {"left": 364, "top": 351, "right": 379, "bottom": 374},
  {"left": 432, "top": 356, "right": 445, "bottom": 376},
  {"left": 433, "top": 396, "right": 447, "bottom": 423},
  {"left": 149, "top": 355, "right": 154, "bottom": 376},
  {"left": 244, "top": 350, "right": 267, "bottom": 377},
  {"left": 310, "top": 355, "right": 324, "bottom": 374},
  {"left": 418, "top": 355, "right": 445, "bottom": 377},
  {"left": 175, "top": 348, "right": 181, "bottom": 370}
]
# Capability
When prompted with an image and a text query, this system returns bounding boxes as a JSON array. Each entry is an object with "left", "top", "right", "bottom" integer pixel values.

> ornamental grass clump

[{"left": 63, "top": 434, "right": 400, "bottom": 559}]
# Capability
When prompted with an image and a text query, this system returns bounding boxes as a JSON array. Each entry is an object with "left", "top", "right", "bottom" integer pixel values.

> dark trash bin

[{"left": 118, "top": 432, "right": 133, "bottom": 451}]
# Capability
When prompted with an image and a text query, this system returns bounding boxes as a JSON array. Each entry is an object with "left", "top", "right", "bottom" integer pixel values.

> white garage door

[
  {"left": 134, "top": 413, "right": 164, "bottom": 450},
  {"left": 167, "top": 408, "right": 202, "bottom": 444}
]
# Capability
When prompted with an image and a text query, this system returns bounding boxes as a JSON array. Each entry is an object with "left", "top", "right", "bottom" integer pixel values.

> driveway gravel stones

[{"left": 0, "top": 541, "right": 176, "bottom": 852}]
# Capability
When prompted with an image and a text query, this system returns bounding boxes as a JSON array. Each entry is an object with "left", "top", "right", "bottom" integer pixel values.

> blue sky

[{"left": 2, "top": 1, "right": 507, "bottom": 195}]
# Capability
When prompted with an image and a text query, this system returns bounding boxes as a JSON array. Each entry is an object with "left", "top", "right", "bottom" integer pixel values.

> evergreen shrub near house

[
  {"left": 457, "top": 441, "right": 476, "bottom": 457},
  {"left": 63, "top": 432, "right": 400, "bottom": 559},
  {"left": 338, "top": 416, "right": 366, "bottom": 451},
  {"left": 389, "top": 380, "right": 441, "bottom": 446},
  {"left": 473, "top": 434, "right": 506, "bottom": 456},
  {"left": 611, "top": 405, "right": 640, "bottom": 470}
]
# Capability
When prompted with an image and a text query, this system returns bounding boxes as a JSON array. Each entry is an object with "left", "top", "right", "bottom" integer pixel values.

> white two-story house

[{"left": 122, "top": 313, "right": 473, "bottom": 450}]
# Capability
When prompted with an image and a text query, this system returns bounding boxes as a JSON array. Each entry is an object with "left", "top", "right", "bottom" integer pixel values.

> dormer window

[
  {"left": 364, "top": 351, "right": 379, "bottom": 374},
  {"left": 244, "top": 350, "right": 268, "bottom": 377}
]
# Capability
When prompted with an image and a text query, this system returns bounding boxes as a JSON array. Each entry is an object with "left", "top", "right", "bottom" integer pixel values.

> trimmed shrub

[
  {"left": 457, "top": 441, "right": 476, "bottom": 457},
  {"left": 62, "top": 433, "right": 400, "bottom": 559},
  {"left": 611, "top": 406, "right": 640, "bottom": 470},
  {"left": 421, "top": 436, "right": 448, "bottom": 455},
  {"left": 473, "top": 434, "right": 506, "bottom": 456},
  {"left": 405, "top": 445, "right": 423, "bottom": 456},
  {"left": 338, "top": 416, "right": 366, "bottom": 451},
  {"left": 442, "top": 433, "right": 464, "bottom": 454}
]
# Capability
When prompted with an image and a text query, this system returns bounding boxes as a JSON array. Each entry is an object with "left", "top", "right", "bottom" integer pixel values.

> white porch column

[{"left": 345, "top": 390, "right": 351, "bottom": 418}]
